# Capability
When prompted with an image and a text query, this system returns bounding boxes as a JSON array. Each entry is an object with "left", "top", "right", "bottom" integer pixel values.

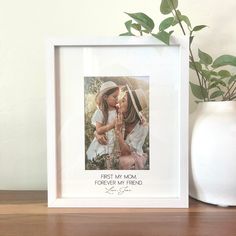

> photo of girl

[
  {"left": 86, "top": 81, "right": 120, "bottom": 168},
  {"left": 85, "top": 77, "right": 149, "bottom": 170}
]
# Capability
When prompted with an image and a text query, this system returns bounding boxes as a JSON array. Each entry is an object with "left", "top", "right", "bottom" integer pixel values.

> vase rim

[
  {"left": 196, "top": 100, "right": 236, "bottom": 111},
  {"left": 198, "top": 100, "right": 236, "bottom": 103}
]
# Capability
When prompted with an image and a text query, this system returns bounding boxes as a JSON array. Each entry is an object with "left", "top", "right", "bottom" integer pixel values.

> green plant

[{"left": 120, "top": 0, "right": 236, "bottom": 102}]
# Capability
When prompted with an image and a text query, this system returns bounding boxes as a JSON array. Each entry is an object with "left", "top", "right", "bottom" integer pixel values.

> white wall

[{"left": 0, "top": 0, "right": 235, "bottom": 190}]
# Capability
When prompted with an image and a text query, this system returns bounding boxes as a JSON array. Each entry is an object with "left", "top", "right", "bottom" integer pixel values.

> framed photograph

[{"left": 47, "top": 36, "right": 189, "bottom": 208}]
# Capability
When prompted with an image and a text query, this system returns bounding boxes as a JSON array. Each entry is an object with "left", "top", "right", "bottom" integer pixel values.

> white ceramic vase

[{"left": 190, "top": 101, "right": 236, "bottom": 206}]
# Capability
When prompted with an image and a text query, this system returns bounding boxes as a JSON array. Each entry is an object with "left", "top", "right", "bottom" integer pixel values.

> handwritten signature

[{"left": 105, "top": 186, "right": 132, "bottom": 195}]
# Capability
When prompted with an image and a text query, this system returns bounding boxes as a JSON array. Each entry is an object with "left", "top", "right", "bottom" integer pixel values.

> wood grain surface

[{"left": 0, "top": 191, "right": 236, "bottom": 236}]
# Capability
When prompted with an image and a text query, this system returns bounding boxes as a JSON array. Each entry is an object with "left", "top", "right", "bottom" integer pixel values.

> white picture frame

[{"left": 47, "top": 36, "right": 189, "bottom": 208}]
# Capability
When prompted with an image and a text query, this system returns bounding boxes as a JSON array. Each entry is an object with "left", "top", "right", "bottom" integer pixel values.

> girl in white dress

[{"left": 86, "top": 81, "right": 120, "bottom": 161}]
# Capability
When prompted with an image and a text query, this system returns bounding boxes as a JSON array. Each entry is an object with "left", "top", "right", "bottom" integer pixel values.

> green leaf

[
  {"left": 160, "top": 0, "right": 178, "bottom": 14},
  {"left": 209, "top": 81, "right": 223, "bottom": 89},
  {"left": 210, "top": 71, "right": 218, "bottom": 76},
  {"left": 172, "top": 18, "right": 179, "bottom": 26},
  {"left": 179, "top": 15, "right": 192, "bottom": 28},
  {"left": 192, "top": 25, "right": 207, "bottom": 32},
  {"left": 174, "top": 10, "right": 191, "bottom": 28},
  {"left": 208, "top": 83, "right": 217, "bottom": 90},
  {"left": 190, "top": 82, "right": 208, "bottom": 99},
  {"left": 212, "top": 55, "right": 236, "bottom": 68},
  {"left": 218, "top": 70, "right": 231, "bottom": 78},
  {"left": 152, "top": 31, "right": 172, "bottom": 45},
  {"left": 119, "top": 32, "right": 135, "bottom": 36},
  {"left": 125, "top": 20, "right": 132, "bottom": 32},
  {"left": 198, "top": 49, "right": 213, "bottom": 65},
  {"left": 209, "top": 79, "right": 226, "bottom": 88},
  {"left": 210, "top": 77, "right": 218, "bottom": 82},
  {"left": 189, "top": 61, "right": 202, "bottom": 71},
  {"left": 201, "top": 70, "right": 211, "bottom": 80},
  {"left": 210, "top": 90, "right": 224, "bottom": 99},
  {"left": 159, "top": 17, "right": 174, "bottom": 31},
  {"left": 131, "top": 23, "right": 142, "bottom": 31},
  {"left": 218, "top": 80, "right": 227, "bottom": 87},
  {"left": 125, "top": 12, "right": 155, "bottom": 32},
  {"left": 229, "top": 75, "right": 236, "bottom": 85}
]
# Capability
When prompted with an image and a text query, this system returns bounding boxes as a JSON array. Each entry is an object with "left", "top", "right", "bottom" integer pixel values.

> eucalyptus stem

[
  {"left": 218, "top": 87, "right": 225, "bottom": 100},
  {"left": 229, "top": 94, "right": 236, "bottom": 100},
  {"left": 176, "top": 15, "right": 186, "bottom": 35},
  {"left": 189, "top": 51, "right": 206, "bottom": 101},
  {"left": 201, "top": 74, "right": 209, "bottom": 100},
  {"left": 224, "top": 86, "right": 231, "bottom": 101},
  {"left": 189, "top": 53, "right": 207, "bottom": 102},
  {"left": 224, "top": 80, "right": 236, "bottom": 100},
  {"left": 169, "top": 3, "right": 207, "bottom": 101},
  {"left": 229, "top": 86, "right": 236, "bottom": 100},
  {"left": 173, "top": 13, "right": 206, "bottom": 100},
  {"left": 170, "top": 1, "right": 186, "bottom": 35}
]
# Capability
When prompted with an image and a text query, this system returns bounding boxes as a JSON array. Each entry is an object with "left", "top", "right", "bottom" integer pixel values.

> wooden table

[{"left": 0, "top": 191, "right": 236, "bottom": 236}]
